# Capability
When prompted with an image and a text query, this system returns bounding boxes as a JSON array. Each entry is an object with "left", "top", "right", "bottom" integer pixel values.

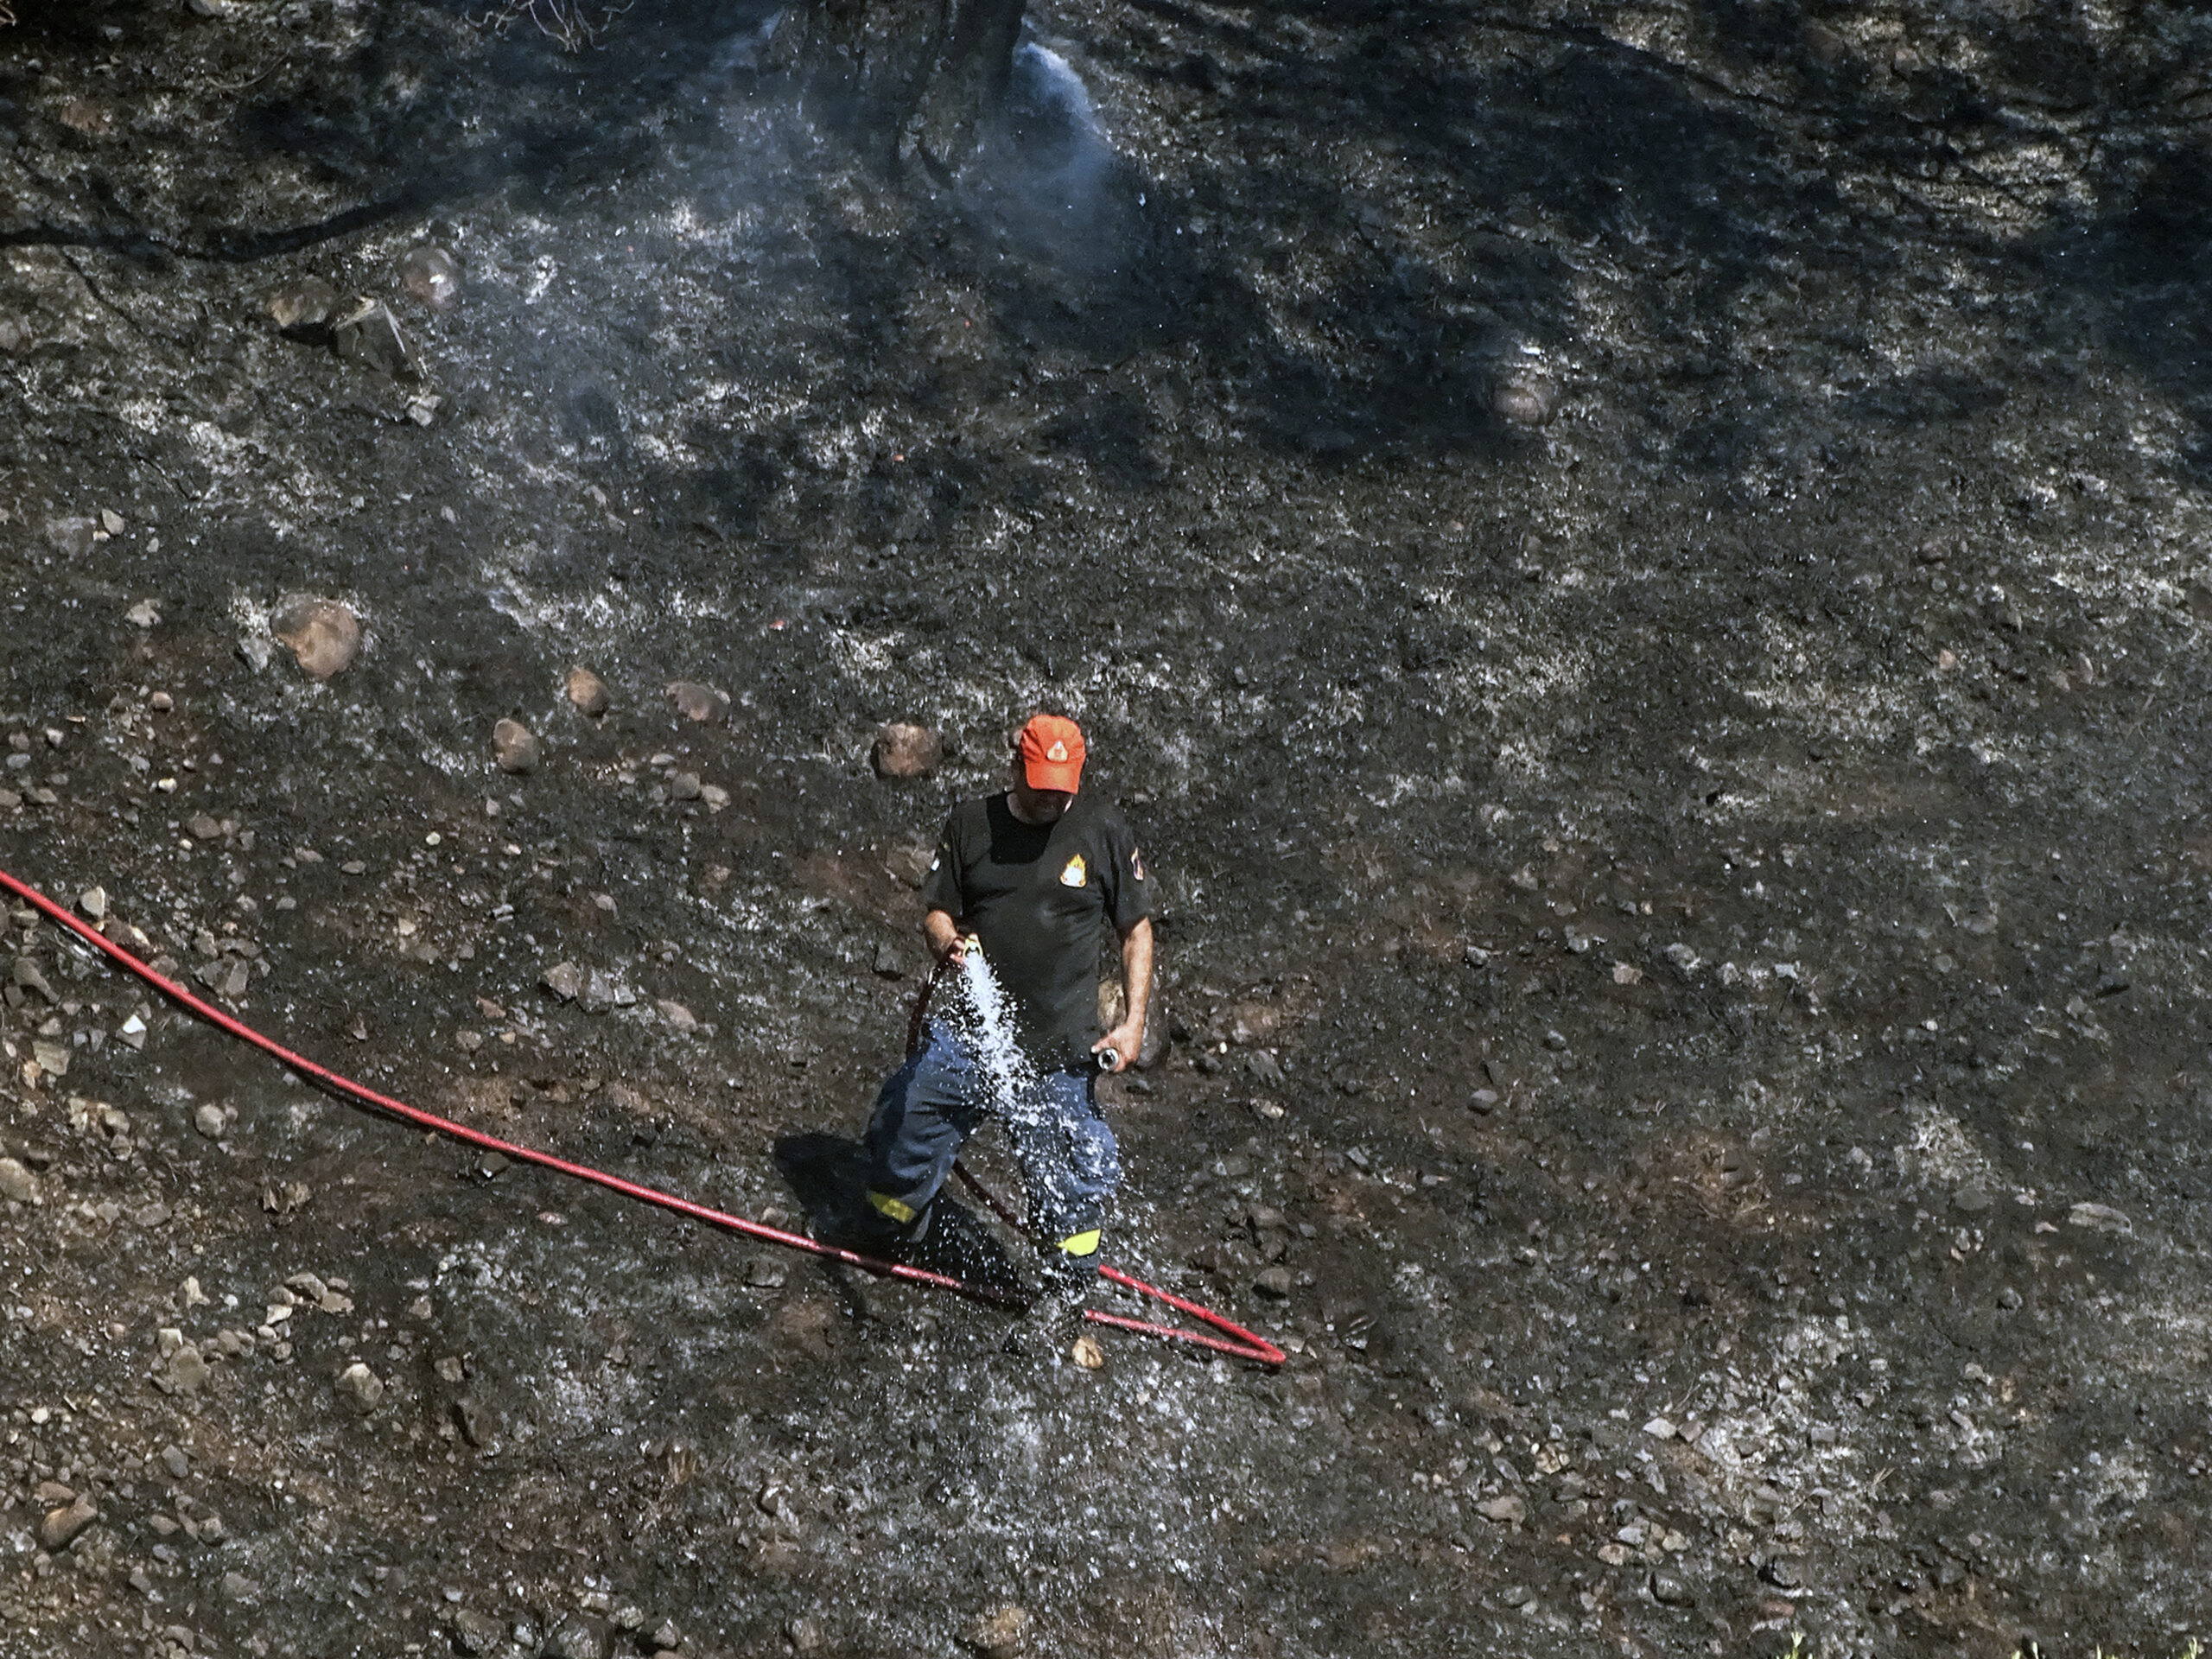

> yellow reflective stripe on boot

[
  {"left": 868, "top": 1191, "right": 918, "bottom": 1225},
  {"left": 1057, "top": 1230, "right": 1101, "bottom": 1257}
]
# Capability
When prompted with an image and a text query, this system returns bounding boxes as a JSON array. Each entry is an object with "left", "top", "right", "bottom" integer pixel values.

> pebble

[
  {"left": 656, "top": 999, "right": 697, "bottom": 1033},
  {"left": 565, "top": 666, "right": 610, "bottom": 716},
  {"left": 1996, "top": 1286, "right": 2023, "bottom": 1310},
  {"left": 669, "top": 772, "right": 702, "bottom": 801},
  {"left": 650, "top": 1621, "right": 682, "bottom": 1651},
  {"left": 960, "top": 1605, "right": 1031, "bottom": 1656},
  {"left": 266, "top": 276, "right": 340, "bottom": 335},
  {"left": 77, "top": 886, "right": 106, "bottom": 920},
  {"left": 397, "top": 244, "right": 463, "bottom": 311},
  {"left": 221, "top": 1571, "right": 259, "bottom": 1604},
  {"left": 1476, "top": 1495, "right": 1527, "bottom": 1524},
  {"left": 1643, "top": 1416, "right": 1677, "bottom": 1440},
  {"left": 1650, "top": 1570, "right": 1694, "bottom": 1606},
  {"left": 194, "top": 1103, "right": 226, "bottom": 1139},
  {"left": 540, "top": 961, "right": 583, "bottom": 1002},
  {"left": 1952, "top": 1183, "right": 1993, "bottom": 1215},
  {"left": 168, "top": 1344, "right": 209, "bottom": 1393},
  {"left": 161, "top": 1444, "right": 190, "bottom": 1479},
  {"left": 39, "top": 1494, "right": 98, "bottom": 1550},
  {"left": 492, "top": 719, "right": 541, "bottom": 774},
  {"left": 0, "top": 1156, "right": 36, "bottom": 1204},
  {"left": 2069, "top": 1201, "right": 2131, "bottom": 1234},
  {"left": 453, "top": 1395, "right": 495, "bottom": 1447},
  {"left": 336, "top": 1361, "right": 385, "bottom": 1414},
  {"left": 872, "top": 721, "right": 942, "bottom": 779},
  {"left": 786, "top": 1617, "right": 826, "bottom": 1653},
  {"left": 666, "top": 681, "right": 729, "bottom": 724},
  {"left": 129, "top": 600, "right": 162, "bottom": 629},
  {"left": 43, "top": 517, "right": 97, "bottom": 558},
  {"left": 873, "top": 941, "right": 905, "bottom": 978},
  {"left": 1070, "top": 1334, "right": 1105, "bottom": 1370},
  {"left": 270, "top": 596, "right": 361, "bottom": 680},
  {"left": 1253, "top": 1266, "right": 1293, "bottom": 1299}
]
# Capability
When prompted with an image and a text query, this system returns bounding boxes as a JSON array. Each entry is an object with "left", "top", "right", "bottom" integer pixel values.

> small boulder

[
  {"left": 397, "top": 244, "right": 463, "bottom": 311},
  {"left": 335, "top": 1361, "right": 384, "bottom": 1414},
  {"left": 270, "top": 595, "right": 361, "bottom": 680},
  {"left": 565, "top": 666, "right": 609, "bottom": 716},
  {"left": 872, "top": 721, "right": 942, "bottom": 780},
  {"left": 492, "top": 719, "right": 540, "bottom": 774},
  {"left": 267, "top": 276, "right": 340, "bottom": 337},
  {"left": 668, "top": 681, "right": 730, "bottom": 724},
  {"left": 1491, "top": 373, "right": 1557, "bottom": 426},
  {"left": 332, "top": 297, "right": 417, "bottom": 378}
]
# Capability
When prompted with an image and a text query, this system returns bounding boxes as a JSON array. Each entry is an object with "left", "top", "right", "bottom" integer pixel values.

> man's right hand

[{"left": 923, "top": 909, "right": 965, "bottom": 967}]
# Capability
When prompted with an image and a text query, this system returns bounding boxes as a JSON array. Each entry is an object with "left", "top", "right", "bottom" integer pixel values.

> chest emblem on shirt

[{"left": 1059, "top": 854, "right": 1088, "bottom": 887}]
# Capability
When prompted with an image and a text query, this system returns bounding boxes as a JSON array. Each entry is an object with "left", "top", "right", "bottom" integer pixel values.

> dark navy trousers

[{"left": 861, "top": 1021, "right": 1119, "bottom": 1249}]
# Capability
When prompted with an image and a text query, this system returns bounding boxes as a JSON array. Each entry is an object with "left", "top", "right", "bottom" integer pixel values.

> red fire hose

[{"left": 0, "top": 865, "right": 1283, "bottom": 1367}]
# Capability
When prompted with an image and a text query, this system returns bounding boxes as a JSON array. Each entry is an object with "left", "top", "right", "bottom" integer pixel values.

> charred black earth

[{"left": 4, "top": 3, "right": 2212, "bottom": 1656}]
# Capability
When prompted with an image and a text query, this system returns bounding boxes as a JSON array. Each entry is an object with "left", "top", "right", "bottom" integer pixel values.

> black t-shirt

[{"left": 920, "top": 791, "right": 1151, "bottom": 1069}]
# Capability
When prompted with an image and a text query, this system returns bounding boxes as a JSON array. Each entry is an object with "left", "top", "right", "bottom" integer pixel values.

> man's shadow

[{"left": 772, "top": 1131, "right": 1030, "bottom": 1300}]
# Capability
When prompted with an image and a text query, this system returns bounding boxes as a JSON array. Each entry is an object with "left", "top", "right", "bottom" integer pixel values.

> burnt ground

[{"left": 3, "top": 1, "right": 2212, "bottom": 1656}]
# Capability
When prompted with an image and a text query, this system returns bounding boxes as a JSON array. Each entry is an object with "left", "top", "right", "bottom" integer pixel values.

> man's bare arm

[{"left": 1094, "top": 917, "right": 1154, "bottom": 1073}]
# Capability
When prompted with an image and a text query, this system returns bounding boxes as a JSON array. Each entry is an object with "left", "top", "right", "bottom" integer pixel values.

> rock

[
  {"left": 39, "top": 1494, "right": 97, "bottom": 1550},
  {"left": 397, "top": 244, "right": 462, "bottom": 311},
  {"left": 194, "top": 1103, "right": 226, "bottom": 1139},
  {"left": 872, "top": 941, "right": 905, "bottom": 978},
  {"left": 77, "top": 886, "right": 106, "bottom": 920},
  {"left": 161, "top": 1444, "right": 191, "bottom": 1479},
  {"left": 13, "top": 957, "right": 56, "bottom": 1001},
  {"left": 195, "top": 957, "right": 251, "bottom": 1001},
  {"left": 1491, "top": 373, "right": 1557, "bottom": 425},
  {"left": 1760, "top": 1557, "right": 1802, "bottom": 1589},
  {"left": 270, "top": 595, "right": 361, "bottom": 680},
  {"left": 2068, "top": 1201, "right": 2131, "bottom": 1235},
  {"left": 0, "top": 1157, "right": 35, "bottom": 1204},
  {"left": 1650, "top": 1570, "right": 1694, "bottom": 1606},
  {"left": 336, "top": 1361, "right": 384, "bottom": 1414},
  {"left": 1643, "top": 1416, "right": 1678, "bottom": 1440},
  {"left": 669, "top": 771, "right": 703, "bottom": 801},
  {"left": 1996, "top": 1286, "right": 2023, "bottom": 1310},
  {"left": 168, "top": 1344, "right": 209, "bottom": 1393},
  {"left": 31, "top": 1039, "right": 69, "bottom": 1077},
  {"left": 492, "top": 719, "right": 540, "bottom": 774},
  {"left": 1470, "top": 1088, "right": 1499, "bottom": 1114},
  {"left": 44, "top": 517, "right": 98, "bottom": 558},
  {"left": 1070, "top": 1333, "right": 1105, "bottom": 1369},
  {"left": 1953, "top": 1183, "right": 1993, "bottom": 1214},
  {"left": 548, "top": 1619, "right": 604, "bottom": 1659},
  {"left": 582, "top": 969, "right": 618, "bottom": 1014},
  {"left": 960, "top": 1605, "right": 1031, "bottom": 1656},
  {"left": 266, "top": 277, "right": 340, "bottom": 336},
  {"left": 1476, "top": 1495, "right": 1527, "bottom": 1525},
  {"left": 540, "top": 961, "right": 584, "bottom": 1002},
  {"left": 1253, "top": 1266, "right": 1293, "bottom": 1300},
  {"left": 611, "top": 1605, "right": 646, "bottom": 1634},
  {"left": 565, "top": 666, "right": 610, "bottom": 716},
  {"left": 453, "top": 1395, "right": 495, "bottom": 1447},
  {"left": 668, "top": 681, "right": 730, "bottom": 724},
  {"left": 331, "top": 296, "right": 418, "bottom": 378},
  {"left": 448, "top": 1608, "right": 503, "bottom": 1655},
  {"left": 649, "top": 1620, "right": 682, "bottom": 1651},
  {"left": 656, "top": 999, "right": 697, "bottom": 1033},
  {"left": 872, "top": 721, "right": 942, "bottom": 779},
  {"left": 786, "top": 1615, "right": 826, "bottom": 1652},
  {"left": 221, "top": 1571, "right": 259, "bottom": 1604}
]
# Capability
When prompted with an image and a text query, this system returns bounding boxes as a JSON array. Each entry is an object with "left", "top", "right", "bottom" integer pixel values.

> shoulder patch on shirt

[
  {"left": 1058, "top": 854, "right": 1088, "bottom": 887},
  {"left": 1130, "top": 847, "right": 1147, "bottom": 881}
]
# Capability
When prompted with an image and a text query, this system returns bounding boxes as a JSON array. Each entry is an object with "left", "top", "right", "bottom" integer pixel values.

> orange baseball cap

[{"left": 1016, "top": 713, "right": 1085, "bottom": 792}]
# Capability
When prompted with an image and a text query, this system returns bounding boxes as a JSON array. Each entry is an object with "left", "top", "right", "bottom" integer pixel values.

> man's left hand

[{"left": 1093, "top": 1023, "right": 1144, "bottom": 1074}]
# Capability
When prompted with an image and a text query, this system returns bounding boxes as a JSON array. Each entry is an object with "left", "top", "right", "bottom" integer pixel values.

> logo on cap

[{"left": 1046, "top": 741, "right": 1069, "bottom": 761}]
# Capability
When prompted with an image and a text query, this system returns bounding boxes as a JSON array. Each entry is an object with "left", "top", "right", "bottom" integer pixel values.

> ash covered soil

[{"left": 4, "top": 1, "right": 2212, "bottom": 1656}]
